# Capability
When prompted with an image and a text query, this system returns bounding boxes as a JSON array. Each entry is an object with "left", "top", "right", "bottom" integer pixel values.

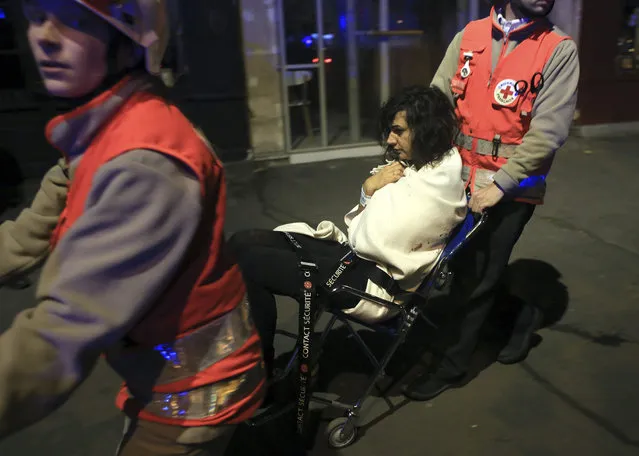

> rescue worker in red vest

[
  {"left": 404, "top": 0, "right": 579, "bottom": 401},
  {"left": 0, "top": 1, "right": 266, "bottom": 453}
]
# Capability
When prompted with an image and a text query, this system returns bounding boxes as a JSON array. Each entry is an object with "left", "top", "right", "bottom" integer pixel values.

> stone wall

[{"left": 239, "top": 0, "right": 286, "bottom": 158}]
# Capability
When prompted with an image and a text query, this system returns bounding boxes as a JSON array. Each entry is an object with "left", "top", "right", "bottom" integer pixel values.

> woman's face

[
  {"left": 23, "top": 0, "right": 111, "bottom": 98},
  {"left": 386, "top": 111, "right": 413, "bottom": 161}
]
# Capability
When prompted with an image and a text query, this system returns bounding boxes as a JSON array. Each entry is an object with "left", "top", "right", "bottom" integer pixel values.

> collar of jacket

[
  {"left": 490, "top": 6, "right": 552, "bottom": 40},
  {"left": 45, "top": 73, "right": 154, "bottom": 162}
]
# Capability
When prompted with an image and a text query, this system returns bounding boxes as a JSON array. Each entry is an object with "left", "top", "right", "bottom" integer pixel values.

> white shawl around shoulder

[{"left": 275, "top": 148, "right": 467, "bottom": 323}]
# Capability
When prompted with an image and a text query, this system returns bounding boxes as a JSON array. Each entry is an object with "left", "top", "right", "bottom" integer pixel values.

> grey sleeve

[
  {"left": 430, "top": 31, "right": 464, "bottom": 106},
  {"left": 0, "top": 159, "right": 69, "bottom": 284},
  {"left": 0, "top": 150, "right": 202, "bottom": 439},
  {"left": 494, "top": 39, "right": 580, "bottom": 193}
]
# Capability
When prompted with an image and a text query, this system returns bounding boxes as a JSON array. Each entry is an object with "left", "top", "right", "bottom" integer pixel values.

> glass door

[{"left": 276, "top": 0, "right": 460, "bottom": 154}]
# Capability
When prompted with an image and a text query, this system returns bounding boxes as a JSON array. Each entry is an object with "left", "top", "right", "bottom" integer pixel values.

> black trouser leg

[
  {"left": 227, "top": 229, "right": 351, "bottom": 374},
  {"left": 434, "top": 201, "right": 536, "bottom": 378}
]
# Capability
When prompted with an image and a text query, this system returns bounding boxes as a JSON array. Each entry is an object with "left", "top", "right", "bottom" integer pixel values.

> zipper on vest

[{"left": 488, "top": 34, "right": 511, "bottom": 87}]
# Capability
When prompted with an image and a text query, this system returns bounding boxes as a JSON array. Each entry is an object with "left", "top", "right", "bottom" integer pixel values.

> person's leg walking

[{"left": 405, "top": 201, "right": 535, "bottom": 400}]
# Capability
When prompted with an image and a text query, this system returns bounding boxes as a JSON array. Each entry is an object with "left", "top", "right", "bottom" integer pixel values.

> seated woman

[{"left": 229, "top": 86, "right": 467, "bottom": 376}]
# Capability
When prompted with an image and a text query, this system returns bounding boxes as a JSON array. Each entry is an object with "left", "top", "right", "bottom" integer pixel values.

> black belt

[
  {"left": 321, "top": 246, "right": 402, "bottom": 306},
  {"left": 366, "top": 266, "right": 402, "bottom": 296}
]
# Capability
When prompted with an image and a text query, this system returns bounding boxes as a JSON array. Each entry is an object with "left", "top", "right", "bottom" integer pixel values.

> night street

[{"left": 1, "top": 134, "right": 638, "bottom": 456}]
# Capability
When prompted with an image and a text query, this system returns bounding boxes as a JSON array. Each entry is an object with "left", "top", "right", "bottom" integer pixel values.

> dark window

[
  {"left": 616, "top": 2, "right": 639, "bottom": 73},
  {"left": 0, "top": 5, "right": 26, "bottom": 89},
  {"left": 0, "top": 55, "right": 25, "bottom": 89},
  {"left": 0, "top": 7, "right": 18, "bottom": 50}
]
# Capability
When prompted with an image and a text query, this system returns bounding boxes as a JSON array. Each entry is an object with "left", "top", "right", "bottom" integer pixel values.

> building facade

[
  {"left": 240, "top": 0, "right": 639, "bottom": 162},
  {"left": 0, "top": 0, "right": 637, "bottom": 182},
  {"left": 576, "top": 0, "right": 639, "bottom": 135}
]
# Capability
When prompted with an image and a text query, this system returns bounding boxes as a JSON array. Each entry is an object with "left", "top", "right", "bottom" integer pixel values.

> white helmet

[{"left": 73, "top": 0, "right": 169, "bottom": 75}]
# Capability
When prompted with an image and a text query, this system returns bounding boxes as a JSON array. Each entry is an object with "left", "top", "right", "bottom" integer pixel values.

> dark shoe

[
  {"left": 403, "top": 372, "right": 465, "bottom": 402},
  {"left": 497, "top": 304, "right": 544, "bottom": 365}
]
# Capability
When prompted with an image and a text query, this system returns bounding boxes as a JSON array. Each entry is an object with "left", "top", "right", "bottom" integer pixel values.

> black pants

[
  {"left": 434, "top": 201, "right": 536, "bottom": 378},
  {"left": 116, "top": 417, "right": 235, "bottom": 456},
  {"left": 228, "top": 230, "right": 371, "bottom": 372}
]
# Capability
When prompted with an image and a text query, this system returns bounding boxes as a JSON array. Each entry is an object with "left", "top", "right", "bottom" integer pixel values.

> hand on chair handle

[{"left": 468, "top": 183, "right": 504, "bottom": 213}]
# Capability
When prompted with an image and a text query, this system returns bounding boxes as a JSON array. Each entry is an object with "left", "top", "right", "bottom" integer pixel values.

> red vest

[
  {"left": 47, "top": 79, "right": 265, "bottom": 427},
  {"left": 451, "top": 11, "right": 569, "bottom": 204}
]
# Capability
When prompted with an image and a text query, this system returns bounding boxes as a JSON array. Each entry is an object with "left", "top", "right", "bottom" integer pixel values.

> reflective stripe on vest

[
  {"left": 462, "top": 165, "right": 496, "bottom": 189},
  {"left": 455, "top": 131, "right": 518, "bottom": 158},
  {"left": 151, "top": 297, "right": 255, "bottom": 385},
  {"left": 462, "top": 164, "right": 546, "bottom": 203},
  {"left": 113, "top": 296, "right": 262, "bottom": 421},
  {"left": 125, "top": 358, "right": 265, "bottom": 421}
]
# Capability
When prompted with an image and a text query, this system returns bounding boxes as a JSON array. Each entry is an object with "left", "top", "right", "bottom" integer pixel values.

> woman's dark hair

[{"left": 378, "top": 85, "right": 458, "bottom": 169}]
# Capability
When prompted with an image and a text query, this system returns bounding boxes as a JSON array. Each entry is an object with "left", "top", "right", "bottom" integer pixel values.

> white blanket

[{"left": 275, "top": 148, "right": 467, "bottom": 323}]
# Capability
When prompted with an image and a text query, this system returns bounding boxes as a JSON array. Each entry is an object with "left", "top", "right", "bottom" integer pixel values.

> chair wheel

[{"left": 326, "top": 417, "right": 357, "bottom": 449}]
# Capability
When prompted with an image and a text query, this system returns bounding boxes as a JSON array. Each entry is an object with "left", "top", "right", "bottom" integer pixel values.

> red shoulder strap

[
  {"left": 539, "top": 28, "right": 572, "bottom": 62},
  {"left": 461, "top": 16, "right": 493, "bottom": 47}
]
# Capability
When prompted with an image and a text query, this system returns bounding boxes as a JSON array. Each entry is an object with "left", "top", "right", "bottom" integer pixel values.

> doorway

[{"left": 276, "top": 0, "right": 459, "bottom": 158}]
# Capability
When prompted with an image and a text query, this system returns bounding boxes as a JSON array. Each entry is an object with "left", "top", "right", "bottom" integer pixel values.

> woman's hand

[{"left": 363, "top": 161, "right": 405, "bottom": 196}]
